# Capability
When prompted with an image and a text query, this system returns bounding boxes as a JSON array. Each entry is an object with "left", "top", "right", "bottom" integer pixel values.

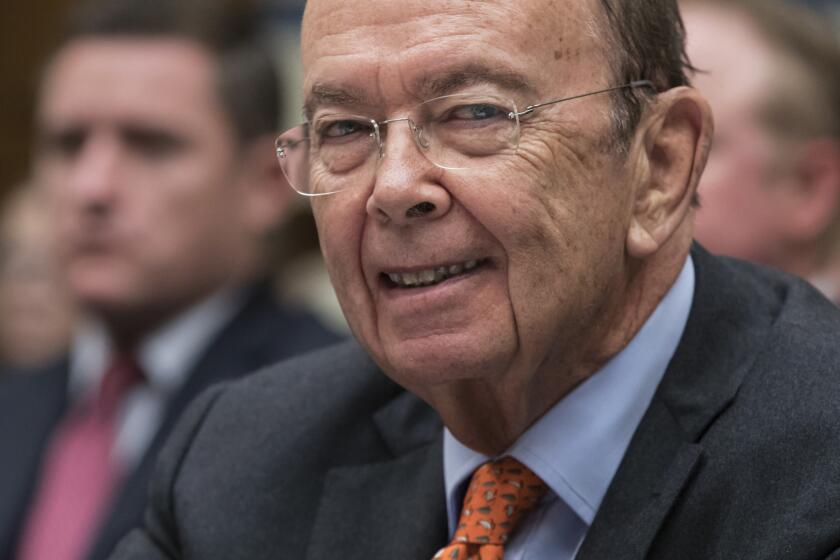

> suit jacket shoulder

[
  {"left": 115, "top": 340, "right": 447, "bottom": 560},
  {"left": 115, "top": 249, "right": 840, "bottom": 560},
  {"left": 579, "top": 247, "right": 840, "bottom": 559},
  {"left": 0, "top": 284, "right": 341, "bottom": 560},
  {"left": 0, "top": 360, "right": 67, "bottom": 558}
]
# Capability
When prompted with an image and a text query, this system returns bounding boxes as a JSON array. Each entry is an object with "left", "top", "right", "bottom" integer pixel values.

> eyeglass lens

[{"left": 276, "top": 93, "right": 521, "bottom": 196}]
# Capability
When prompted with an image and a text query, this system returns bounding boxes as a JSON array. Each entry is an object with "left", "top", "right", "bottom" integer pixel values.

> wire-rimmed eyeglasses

[{"left": 276, "top": 80, "right": 655, "bottom": 197}]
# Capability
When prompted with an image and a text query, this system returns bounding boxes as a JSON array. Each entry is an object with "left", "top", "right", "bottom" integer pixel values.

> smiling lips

[{"left": 384, "top": 258, "right": 486, "bottom": 288}]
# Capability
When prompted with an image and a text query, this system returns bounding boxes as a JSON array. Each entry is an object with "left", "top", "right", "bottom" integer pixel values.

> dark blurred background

[
  {"left": 0, "top": 0, "right": 836, "bottom": 343},
  {"left": 0, "top": 0, "right": 834, "bottom": 199},
  {"left": 0, "top": 0, "right": 306, "bottom": 201}
]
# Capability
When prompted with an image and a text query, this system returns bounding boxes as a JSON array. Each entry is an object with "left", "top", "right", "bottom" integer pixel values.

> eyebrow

[
  {"left": 303, "top": 84, "right": 376, "bottom": 122},
  {"left": 303, "top": 63, "right": 535, "bottom": 121},
  {"left": 415, "top": 64, "right": 535, "bottom": 100}
]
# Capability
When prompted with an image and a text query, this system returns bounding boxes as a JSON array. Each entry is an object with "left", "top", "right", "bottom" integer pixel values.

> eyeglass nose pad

[
  {"left": 370, "top": 121, "right": 385, "bottom": 160},
  {"left": 409, "top": 121, "right": 431, "bottom": 150}
]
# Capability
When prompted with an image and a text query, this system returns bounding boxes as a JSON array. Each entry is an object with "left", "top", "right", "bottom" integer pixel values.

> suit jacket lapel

[
  {"left": 90, "top": 284, "right": 302, "bottom": 559},
  {"left": 0, "top": 362, "right": 68, "bottom": 558},
  {"left": 307, "top": 391, "right": 447, "bottom": 560},
  {"left": 579, "top": 246, "right": 778, "bottom": 559},
  {"left": 576, "top": 398, "right": 702, "bottom": 559}
]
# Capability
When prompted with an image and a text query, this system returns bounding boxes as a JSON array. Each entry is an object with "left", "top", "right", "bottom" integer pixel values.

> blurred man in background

[
  {"left": 0, "top": 0, "right": 339, "bottom": 558},
  {"left": 0, "top": 185, "right": 76, "bottom": 370},
  {"left": 683, "top": 0, "right": 840, "bottom": 303}
]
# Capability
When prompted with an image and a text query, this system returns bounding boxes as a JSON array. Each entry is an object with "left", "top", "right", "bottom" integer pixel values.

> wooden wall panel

[{"left": 0, "top": 0, "right": 77, "bottom": 199}]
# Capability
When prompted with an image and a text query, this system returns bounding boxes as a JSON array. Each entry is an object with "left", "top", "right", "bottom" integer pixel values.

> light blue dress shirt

[{"left": 443, "top": 256, "right": 695, "bottom": 559}]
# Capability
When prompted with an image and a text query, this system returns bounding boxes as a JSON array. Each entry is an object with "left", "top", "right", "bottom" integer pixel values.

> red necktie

[
  {"left": 433, "top": 457, "right": 548, "bottom": 560},
  {"left": 16, "top": 355, "right": 143, "bottom": 560}
]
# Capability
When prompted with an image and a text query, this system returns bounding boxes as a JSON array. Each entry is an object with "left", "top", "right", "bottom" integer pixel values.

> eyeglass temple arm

[{"left": 510, "top": 80, "right": 656, "bottom": 119}]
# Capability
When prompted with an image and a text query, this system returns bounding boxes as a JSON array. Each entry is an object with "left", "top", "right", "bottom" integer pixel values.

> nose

[
  {"left": 365, "top": 121, "right": 452, "bottom": 226},
  {"left": 66, "top": 133, "right": 121, "bottom": 213}
]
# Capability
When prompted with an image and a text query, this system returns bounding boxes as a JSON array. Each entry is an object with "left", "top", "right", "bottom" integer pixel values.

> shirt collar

[
  {"left": 809, "top": 272, "right": 840, "bottom": 305},
  {"left": 69, "top": 288, "right": 245, "bottom": 400},
  {"left": 443, "top": 255, "right": 695, "bottom": 532}
]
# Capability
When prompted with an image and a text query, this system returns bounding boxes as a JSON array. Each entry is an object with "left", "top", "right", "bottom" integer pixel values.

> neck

[
  {"left": 775, "top": 243, "right": 821, "bottom": 279},
  {"left": 93, "top": 263, "right": 262, "bottom": 348}
]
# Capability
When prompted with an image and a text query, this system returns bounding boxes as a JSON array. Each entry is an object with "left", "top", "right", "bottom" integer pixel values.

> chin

[
  {"left": 377, "top": 332, "right": 514, "bottom": 390},
  {"left": 69, "top": 271, "right": 139, "bottom": 315}
]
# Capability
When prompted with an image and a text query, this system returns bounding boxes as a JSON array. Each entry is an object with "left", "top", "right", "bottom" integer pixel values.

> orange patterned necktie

[{"left": 434, "top": 456, "right": 548, "bottom": 560}]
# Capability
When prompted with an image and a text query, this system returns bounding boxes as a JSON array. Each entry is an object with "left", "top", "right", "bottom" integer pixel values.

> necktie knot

[
  {"left": 89, "top": 354, "right": 144, "bottom": 418},
  {"left": 434, "top": 456, "right": 547, "bottom": 560}
]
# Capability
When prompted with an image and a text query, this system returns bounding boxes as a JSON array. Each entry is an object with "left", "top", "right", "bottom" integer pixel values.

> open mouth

[{"left": 381, "top": 258, "right": 489, "bottom": 289}]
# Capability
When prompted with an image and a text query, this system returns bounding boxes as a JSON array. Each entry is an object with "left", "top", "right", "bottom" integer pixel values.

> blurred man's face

[
  {"left": 303, "top": 0, "right": 638, "bottom": 397},
  {"left": 684, "top": 4, "right": 792, "bottom": 266},
  {"left": 35, "top": 38, "right": 250, "bottom": 326}
]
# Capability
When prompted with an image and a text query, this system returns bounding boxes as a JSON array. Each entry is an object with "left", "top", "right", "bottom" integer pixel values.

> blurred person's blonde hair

[
  {"left": 0, "top": 184, "right": 76, "bottom": 369},
  {"left": 684, "top": 0, "right": 840, "bottom": 265}
]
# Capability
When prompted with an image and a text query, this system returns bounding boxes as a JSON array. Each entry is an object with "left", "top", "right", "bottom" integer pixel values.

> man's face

[
  {"left": 303, "top": 0, "right": 639, "bottom": 396},
  {"left": 35, "top": 39, "right": 250, "bottom": 324},
  {"left": 684, "top": 4, "right": 791, "bottom": 266}
]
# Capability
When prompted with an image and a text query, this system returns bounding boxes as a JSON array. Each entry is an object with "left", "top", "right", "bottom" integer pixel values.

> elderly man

[
  {"left": 683, "top": 0, "right": 840, "bottom": 304},
  {"left": 114, "top": 0, "right": 840, "bottom": 558},
  {"left": 0, "top": 1, "right": 339, "bottom": 559}
]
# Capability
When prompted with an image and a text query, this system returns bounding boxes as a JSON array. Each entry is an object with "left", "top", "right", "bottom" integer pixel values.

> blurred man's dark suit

[
  {"left": 0, "top": 284, "right": 340, "bottom": 560},
  {"left": 110, "top": 248, "right": 840, "bottom": 560}
]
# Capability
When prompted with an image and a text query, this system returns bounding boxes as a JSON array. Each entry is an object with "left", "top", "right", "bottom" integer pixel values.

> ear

[
  {"left": 234, "top": 134, "right": 295, "bottom": 238},
  {"left": 626, "top": 87, "right": 714, "bottom": 258},
  {"left": 780, "top": 138, "right": 840, "bottom": 243}
]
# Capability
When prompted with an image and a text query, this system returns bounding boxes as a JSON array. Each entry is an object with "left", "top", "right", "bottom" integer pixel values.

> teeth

[{"left": 386, "top": 259, "right": 484, "bottom": 288}]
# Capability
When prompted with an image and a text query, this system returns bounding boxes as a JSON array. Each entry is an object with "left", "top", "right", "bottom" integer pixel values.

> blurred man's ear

[
  {"left": 236, "top": 134, "right": 295, "bottom": 238},
  {"left": 781, "top": 138, "right": 840, "bottom": 243},
  {"left": 626, "top": 87, "right": 714, "bottom": 258}
]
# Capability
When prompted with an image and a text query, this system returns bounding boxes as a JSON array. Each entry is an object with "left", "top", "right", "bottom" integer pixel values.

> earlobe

[{"left": 626, "top": 87, "right": 713, "bottom": 259}]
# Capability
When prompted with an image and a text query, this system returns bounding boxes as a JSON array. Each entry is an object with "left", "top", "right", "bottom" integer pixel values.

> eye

[
  {"left": 124, "top": 128, "right": 187, "bottom": 159},
  {"left": 40, "top": 127, "right": 87, "bottom": 159},
  {"left": 448, "top": 103, "right": 506, "bottom": 122},
  {"left": 319, "top": 119, "right": 372, "bottom": 140}
]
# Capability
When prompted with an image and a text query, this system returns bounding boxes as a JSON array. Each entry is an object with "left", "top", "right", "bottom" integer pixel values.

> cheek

[
  {"left": 128, "top": 164, "right": 236, "bottom": 266},
  {"left": 312, "top": 193, "right": 373, "bottom": 332},
  {"left": 461, "top": 151, "right": 622, "bottom": 359},
  {"left": 696, "top": 142, "right": 783, "bottom": 255},
  {"left": 486, "top": 133, "right": 623, "bottom": 265},
  {"left": 37, "top": 165, "right": 77, "bottom": 230}
]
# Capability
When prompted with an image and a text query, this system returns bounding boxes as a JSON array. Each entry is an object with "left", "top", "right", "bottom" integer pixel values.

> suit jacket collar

[
  {"left": 307, "top": 381, "right": 448, "bottom": 560},
  {"left": 69, "top": 286, "right": 245, "bottom": 402},
  {"left": 577, "top": 245, "right": 780, "bottom": 559},
  {"left": 89, "top": 282, "right": 306, "bottom": 559}
]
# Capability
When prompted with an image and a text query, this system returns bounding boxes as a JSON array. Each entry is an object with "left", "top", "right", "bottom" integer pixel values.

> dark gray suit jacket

[
  {"left": 0, "top": 284, "right": 340, "bottom": 560},
  {"left": 112, "top": 249, "right": 840, "bottom": 559}
]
